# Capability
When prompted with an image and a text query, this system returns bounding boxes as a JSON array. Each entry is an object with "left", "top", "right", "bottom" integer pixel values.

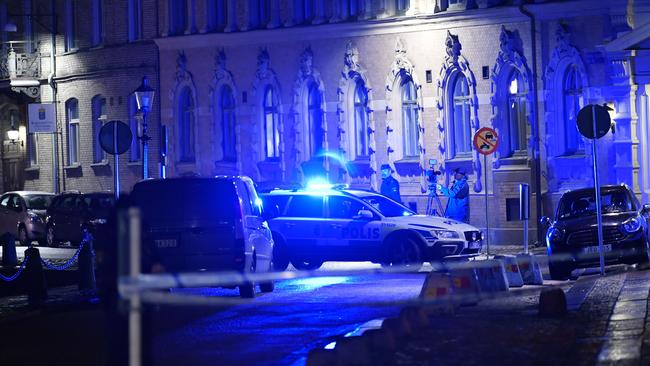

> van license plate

[
  {"left": 155, "top": 239, "right": 178, "bottom": 248},
  {"left": 583, "top": 244, "right": 612, "bottom": 254},
  {"left": 468, "top": 242, "right": 481, "bottom": 249}
]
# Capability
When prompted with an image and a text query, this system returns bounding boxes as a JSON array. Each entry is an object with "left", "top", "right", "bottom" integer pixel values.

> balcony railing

[{"left": 1, "top": 41, "right": 41, "bottom": 80}]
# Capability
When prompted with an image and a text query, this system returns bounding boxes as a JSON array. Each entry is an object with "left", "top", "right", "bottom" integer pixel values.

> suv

[
  {"left": 46, "top": 192, "right": 115, "bottom": 247},
  {"left": 260, "top": 186, "right": 483, "bottom": 271},
  {"left": 131, "top": 176, "right": 274, "bottom": 298},
  {"left": 542, "top": 184, "right": 650, "bottom": 280},
  {"left": 0, "top": 191, "right": 54, "bottom": 246}
]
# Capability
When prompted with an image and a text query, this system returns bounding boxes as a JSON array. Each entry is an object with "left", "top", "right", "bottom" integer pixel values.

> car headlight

[
  {"left": 89, "top": 219, "right": 108, "bottom": 225},
  {"left": 549, "top": 227, "right": 564, "bottom": 242},
  {"left": 623, "top": 217, "right": 641, "bottom": 233},
  {"left": 28, "top": 213, "right": 43, "bottom": 223},
  {"left": 432, "top": 230, "right": 460, "bottom": 239}
]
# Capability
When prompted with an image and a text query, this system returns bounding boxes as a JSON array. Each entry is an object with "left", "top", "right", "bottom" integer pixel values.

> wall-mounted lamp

[{"left": 7, "top": 127, "right": 22, "bottom": 146}]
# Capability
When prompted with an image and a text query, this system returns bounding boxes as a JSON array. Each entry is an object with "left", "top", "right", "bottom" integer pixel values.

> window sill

[
  {"left": 64, "top": 164, "right": 81, "bottom": 170},
  {"left": 127, "top": 161, "right": 142, "bottom": 167},
  {"left": 177, "top": 159, "right": 196, "bottom": 164},
  {"left": 61, "top": 48, "right": 80, "bottom": 56},
  {"left": 90, "top": 161, "right": 110, "bottom": 167},
  {"left": 24, "top": 166, "right": 40, "bottom": 172}
]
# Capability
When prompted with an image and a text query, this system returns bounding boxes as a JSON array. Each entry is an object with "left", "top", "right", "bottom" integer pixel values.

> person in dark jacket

[
  {"left": 438, "top": 167, "right": 470, "bottom": 223},
  {"left": 380, "top": 164, "right": 402, "bottom": 203}
]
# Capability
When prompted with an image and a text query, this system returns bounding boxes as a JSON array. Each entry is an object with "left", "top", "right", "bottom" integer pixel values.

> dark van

[{"left": 131, "top": 176, "right": 275, "bottom": 298}]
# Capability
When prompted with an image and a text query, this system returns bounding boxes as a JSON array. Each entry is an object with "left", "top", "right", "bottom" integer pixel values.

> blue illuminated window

[
  {"left": 169, "top": 0, "right": 188, "bottom": 35},
  {"left": 451, "top": 73, "right": 472, "bottom": 157},
  {"left": 221, "top": 85, "right": 237, "bottom": 161},
  {"left": 396, "top": 0, "right": 409, "bottom": 13},
  {"left": 353, "top": 79, "right": 369, "bottom": 158},
  {"left": 64, "top": 0, "right": 77, "bottom": 51},
  {"left": 563, "top": 65, "right": 584, "bottom": 155},
  {"left": 178, "top": 87, "right": 195, "bottom": 162},
  {"left": 506, "top": 70, "right": 527, "bottom": 156},
  {"left": 128, "top": 95, "right": 141, "bottom": 162},
  {"left": 92, "top": 95, "right": 107, "bottom": 163},
  {"left": 91, "top": 0, "right": 103, "bottom": 46},
  {"left": 401, "top": 76, "right": 419, "bottom": 158},
  {"left": 207, "top": 0, "right": 227, "bottom": 31},
  {"left": 308, "top": 83, "right": 324, "bottom": 156},
  {"left": 250, "top": 0, "right": 271, "bottom": 29},
  {"left": 66, "top": 99, "right": 79, "bottom": 165},
  {"left": 263, "top": 86, "right": 280, "bottom": 159},
  {"left": 128, "top": 0, "right": 143, "bottom": 41},
  {"left": 286, "top": 195, "right": 323, "bottom": 217}
]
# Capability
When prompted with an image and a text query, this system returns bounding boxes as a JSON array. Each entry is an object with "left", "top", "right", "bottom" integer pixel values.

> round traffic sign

[
  {"left": 577, "top": 104, "right": 612, "bottom": 139},
  {"left": 473, "top": 127, "right": 499, "bottom": 155},
  {"left": 99, "top": 120, "right": 133, "bottom": 155}
]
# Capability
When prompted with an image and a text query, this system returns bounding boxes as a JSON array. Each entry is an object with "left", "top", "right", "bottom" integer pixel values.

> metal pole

[
  {"left": 484, "top": 154, "right": 489, "bottom": 257},
  {"left": 50, "top": 0, "right": 59, "bottom": 193},
  {"left": 592, "top": 105, "right": 605, "bottom": 276},
  {"left": 141, "top": 110, "right": 148, "bottom": 180},
  {"left": 114, "top": 123, "right": 120, "bottom": 200},
  {"left": 128, "top": 207, "right": 142, "bottom": 366}
]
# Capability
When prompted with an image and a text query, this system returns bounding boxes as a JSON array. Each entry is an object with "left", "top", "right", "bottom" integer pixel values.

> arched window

[
  {"left": 401, "top": 76, "right": 418, "bottom": 158},
  {"left": 353, "top": 79, "right": 369, "bottom": 157},
  {"left": 263, "top": 86, "right": 280, "bottom": 159},
  {"left": 91, "top": 0, "right": 103, "bottom": 46},
  {"left": 64, "top": 0, "right": 77, "bottom": 51},
  {"left": 506, "top": 70, "right": 527, "bottom": 156},
  {"left": 66, "top": 99, "right": 79, "bottom": 165},
  {"left": 178, "top": 87, "right": 195, "bottom": 162},
  {"left": 396, "top": 0, "right": 409, "bottom": 13},
  {"left": 304, "top": 0, "right": 313, "bottom": 21},
  {"left": 563, "top": 64, "right": 584, "bottom": 155},
  {"left": 169, "top": 0, "right": 188, "bottom": 35},
  {"left": 250, "top": 0, "right": 271, "bottom": 29},
  {"left": 451, "top": 74, "right": 472, "bottom": 157},
  {"left": 308, "top": 83, "right": 324, "bottom": 156},
  {"left": 207, "top": 0, "right": 227, "bottom": 31},
  {"left": 128, "top": 95, "right": 141, "bottom": 162},
  {"left": 221, "top": 85, "right": 237, "bottom": 161},
  {"left": 128, "top": 0, "right": 143, "bottom": 41},
  {"left": 91, "top": 95, "right": 107, "bottom": 163}
]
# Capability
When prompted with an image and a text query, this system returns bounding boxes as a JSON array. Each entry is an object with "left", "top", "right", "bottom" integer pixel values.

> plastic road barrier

[
  {"left": 475, "top": 259, "right": 509, "bottom": 293},
  {"left": 516, "top": 254, "right": 544, "bottom": 285},
  {"left": 448, "top": 266, "right": 481, "bottom": 305},
  {"left": 495, "top": 255, "right": 524, "bottom": 288},
  {"left": 419, "top": 271, "right": 453, "bottom": 300}
]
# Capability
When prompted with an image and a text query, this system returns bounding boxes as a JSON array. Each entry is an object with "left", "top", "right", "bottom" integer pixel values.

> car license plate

[
  {"left": 468, "top": 242, "right": 481, "bottom": 249},
  {"left": 155, "top": 239, "right": 177, "bottom": 248},
  {"left": 583, "top": 244, "right": 612, "bottom": 254}
]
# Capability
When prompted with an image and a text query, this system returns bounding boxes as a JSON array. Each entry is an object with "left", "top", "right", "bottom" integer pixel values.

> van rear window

[{"left": 133, "top": 180, "right": 239, "bottom": 226}]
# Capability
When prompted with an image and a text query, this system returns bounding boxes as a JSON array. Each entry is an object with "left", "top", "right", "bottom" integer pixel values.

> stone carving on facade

[
  {"left": 209, "top": 48, "right": 242, "bottom": 175},
  {"left": 384, "top": 37, "right": 425, "bottom": 182},
  {"left": 292, "top": 45, "right": 327, "bottom": 182},
  {"left": 337, "top": 41, "right": 377, "bottom": 189},
  {"left": 436, "top": 31, "right": 482, "bottom": 192},
  {"left": 251, "top": 47, "right": 285, "bottom": 181},
  {"left": 489, "top": 26, "right": 534, "bottom": 169},
  {"left": 543, "top": 23, "right": 591, "bottom": 191}
]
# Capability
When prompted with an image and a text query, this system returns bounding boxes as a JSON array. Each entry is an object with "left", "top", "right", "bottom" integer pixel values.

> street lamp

[{"left": 132, "top": 76, "right": 154, "bottom": 180}]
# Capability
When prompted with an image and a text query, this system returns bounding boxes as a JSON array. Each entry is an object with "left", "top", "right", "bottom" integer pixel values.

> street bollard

[
  {"left": 1, "top": 233, "right": 18, "bottom": 267},
  {"left": 24, "top": 246, "right": 47, "bottom": 307},
  {"left": 78, "top": 238, "right": 97, "bottom": 295}
]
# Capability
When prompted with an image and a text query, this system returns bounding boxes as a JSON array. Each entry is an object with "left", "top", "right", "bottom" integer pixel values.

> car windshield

[
  {"left": 23, "top": 195, "right": 53, "bottom": 210},
  {"left": 557, "top": 189, "right": 636, "bottom": 220},
  {"left": 357, "top": 193, "right": 414, "bottom": 217}
]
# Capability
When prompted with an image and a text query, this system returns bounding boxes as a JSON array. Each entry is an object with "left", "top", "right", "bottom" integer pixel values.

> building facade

[{"left": 2, "top": 0, "right": 650, "bottom": 245}]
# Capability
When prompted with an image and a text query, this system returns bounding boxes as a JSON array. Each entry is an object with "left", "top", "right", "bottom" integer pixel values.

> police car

[{"left": 260, "top": 184, "right": 483, "bottom": 271}]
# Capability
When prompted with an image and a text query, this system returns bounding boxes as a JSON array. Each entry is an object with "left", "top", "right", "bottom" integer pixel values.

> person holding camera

[
  {"left": 437, "top": 167, "right": 470, "bottom": 223},
  {"left": 380, "top": 164, "right": 402, "bottom": 203}
]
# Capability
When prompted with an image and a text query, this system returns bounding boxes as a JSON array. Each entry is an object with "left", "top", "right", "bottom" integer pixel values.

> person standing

[
  {"left": 437, "top": 167, "right": 470, "bottom": 223},
  {"left": 380, "top": 164, "right": 402, "bottom": 203}
]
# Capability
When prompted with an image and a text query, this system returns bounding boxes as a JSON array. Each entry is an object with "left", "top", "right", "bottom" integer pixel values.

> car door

[
  {"left": 6, "top": 195, "right": 23, "bottom": 236},
  {"left": 0, "top": 194, "right": 12, "bottom": 235},
  {"left": 55, "top": 194, "right": 78, "bottom": 241},
  {"left": 325, "top": 195, "right": 382, "bottom": 261},
  {"left": 237, "top": 180, "right": 273, "bottom": 271},
  {"left": 278, "top": 194, "right": 327, "bottom": 259}
]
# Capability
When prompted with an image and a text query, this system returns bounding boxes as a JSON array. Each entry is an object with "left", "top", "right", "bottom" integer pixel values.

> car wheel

[
  {"left": 291, "top": 260, "right": 323, "bottom": 271},
  {"left": 272, "top": 235, "right": 290, "bottom": 271},
  {"left": 259, "top": 261, "right": 275, "bottom": 293},
  {"left": 18, "top": 226, "right": 29, "bottom": 246},
  {"left": 548, "top": 261, "right": 572, "bottom": 281},
  {"left": 389, "top": 236, "right": 423, "bottom": 269},
  {"left": 46, "top": 225, "right": 58, "bottom": 248}
]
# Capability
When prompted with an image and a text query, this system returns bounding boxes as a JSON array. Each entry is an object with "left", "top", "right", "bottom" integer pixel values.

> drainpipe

[
  {"left": 50, "top": 0, "right": 60, "bottom": 193},
  {"left": 519, "top": 4, "right": 544, "bottom": 246}
]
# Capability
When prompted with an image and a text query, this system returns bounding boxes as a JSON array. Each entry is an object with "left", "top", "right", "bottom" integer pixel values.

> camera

[{"left": 426, "top": 158, "right": 442, "bottom": 185}]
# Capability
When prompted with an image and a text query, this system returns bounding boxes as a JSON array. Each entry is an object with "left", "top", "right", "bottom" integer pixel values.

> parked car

[
  {"left": 131, "top": 176, "right": 275, "bottom": 298},
  {"left": 45, "top": 192, "right": 115, "bottom": 247},
  {"left": 542, "top": 184, "right": 650, "bottom": 280},
  {"left": 0, "top": 191, "right": 54, "bottom": 246},
  {"left": 259, "top": 184, "right": 483, "bottom": 271}
]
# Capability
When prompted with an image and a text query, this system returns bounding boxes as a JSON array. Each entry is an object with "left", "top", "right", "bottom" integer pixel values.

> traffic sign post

[
  {"left": 576, "top": 104, "right": 613, "bottom": 277},
  {"left": 99, "top": 121, "right": 133, "bottom": 200},
  {"left": 473, "top": 127, "right": 499, "bottom": 258}
]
